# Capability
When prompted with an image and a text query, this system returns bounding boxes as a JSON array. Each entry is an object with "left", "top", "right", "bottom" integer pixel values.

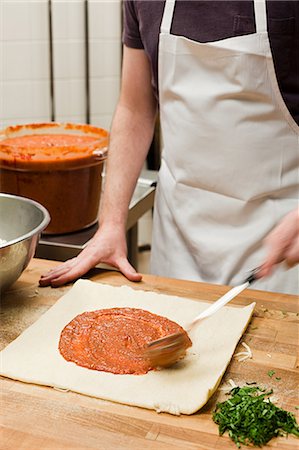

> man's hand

[
  {"left": 259, "top": 208, "right": 299, "bottom": 278},
  {"left": 39, "top": 226, "right": 142, "bottom": 287}
]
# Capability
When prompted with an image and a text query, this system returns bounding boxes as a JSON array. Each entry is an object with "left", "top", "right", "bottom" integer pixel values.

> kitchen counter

[{"left": 1, "top": 258, "right": 298, "bottom": 449}]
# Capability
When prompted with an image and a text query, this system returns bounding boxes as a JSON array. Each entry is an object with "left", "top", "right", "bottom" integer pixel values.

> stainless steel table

[{"left": 36, "top": 170, "right": 157, "bottom": 270}]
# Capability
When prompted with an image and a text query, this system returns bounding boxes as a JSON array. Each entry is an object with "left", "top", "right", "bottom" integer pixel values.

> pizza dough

[{"left": 0, "top": 280, "right": 255, "bottom": 415}]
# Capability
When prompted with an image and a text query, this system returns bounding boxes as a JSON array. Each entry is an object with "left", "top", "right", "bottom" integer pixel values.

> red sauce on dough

[{"left": 59, "top": 308, "right": 191, "bottom": 375}]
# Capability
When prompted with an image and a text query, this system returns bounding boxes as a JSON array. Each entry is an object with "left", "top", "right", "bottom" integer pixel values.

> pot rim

[{"left": 0, "top": 122, "right": 109, "bottom": 170}]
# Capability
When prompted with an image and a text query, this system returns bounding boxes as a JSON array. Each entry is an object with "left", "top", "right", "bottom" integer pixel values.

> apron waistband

[{"left": 160, "top": 0, "right": 267, "bottom": 34}]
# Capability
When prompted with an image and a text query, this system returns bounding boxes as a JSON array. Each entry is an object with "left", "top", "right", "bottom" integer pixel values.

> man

[{"left": 40, "top": 0, "right": 299, "bottom": 294}]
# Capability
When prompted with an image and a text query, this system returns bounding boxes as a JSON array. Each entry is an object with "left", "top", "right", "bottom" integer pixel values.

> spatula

[{"left": 145, "top": 268, "right": 259, "bottom": 368}]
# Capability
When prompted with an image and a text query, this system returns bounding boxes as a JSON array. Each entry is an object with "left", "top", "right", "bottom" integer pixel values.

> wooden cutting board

[{"left": 1, "top": 258, "right": 298, "bottom": 450}]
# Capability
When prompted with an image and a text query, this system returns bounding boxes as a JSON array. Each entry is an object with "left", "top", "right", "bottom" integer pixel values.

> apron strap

[
  {"left": 161, "top": 0, "right": 176, "bottom": 34},
  {"left": 254, "top": 0, "right": 267, "bottom": 33}
]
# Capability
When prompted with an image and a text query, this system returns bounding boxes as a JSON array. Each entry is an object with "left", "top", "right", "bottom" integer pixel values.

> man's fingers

[
  {"left": 259, "top": 209, "right": 299, "bottom": 278},
  {"left": 285, "top": 234, "right": 299, "bottom": 267},
  {"left": 39, "top": 261, "right": 76, "bottom": 286},
  {"left": 115, "top": 257, "right": 142, "bottom": 282},
  {"left": 39, "top": 257, "right": 95, "bottom": 287},
  {"left": 259, "top": 236, "right": 285, "bottom": 278},
  {"left": 47, "top": 269, "right": 83, "bottom": 287},
  {"left": 39, "top": 254, "right": 142, "bottom": 287}
]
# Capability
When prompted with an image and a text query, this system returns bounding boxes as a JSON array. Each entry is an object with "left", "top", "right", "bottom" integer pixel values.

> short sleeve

[{"left": 122, "top": 1, "right": 144, "bottom": 49}]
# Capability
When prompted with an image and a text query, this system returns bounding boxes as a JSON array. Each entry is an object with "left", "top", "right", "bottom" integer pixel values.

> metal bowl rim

[{"left": 0, "top": 193, "right": 50, "bottom": 248}]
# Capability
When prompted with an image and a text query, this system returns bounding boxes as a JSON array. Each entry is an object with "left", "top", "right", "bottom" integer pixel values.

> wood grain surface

[{"left": 1, "top": 258, "right": 298, "bottom": 450}]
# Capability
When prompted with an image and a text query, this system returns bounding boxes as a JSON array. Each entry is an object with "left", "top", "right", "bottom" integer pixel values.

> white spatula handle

[{"left": 189, "top": 281, "right": 250, "bottom": 328}]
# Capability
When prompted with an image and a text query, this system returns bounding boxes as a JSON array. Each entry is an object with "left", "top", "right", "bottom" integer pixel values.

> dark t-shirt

[{"left": 123, "top": 0, "right": 299, "bottom": 124}]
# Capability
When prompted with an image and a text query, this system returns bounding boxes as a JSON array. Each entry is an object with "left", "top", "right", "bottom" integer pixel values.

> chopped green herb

[
  {"left": 251, "top": 326, "right": 258, "bottom": 330},
  {"left": 268, "top": 370, "right": 275, "bottom": 378},
  {"left": 295, "top": 406, "right": 299, "bottom": 410},
  {"left": 275, "top": 377, "right": 281, "bottom": 381},
  {"left": 246, "top": 381, "right": 257, "bottom": 385},
  {"left": 213, "top": 386, "right": 299, "bottom": 448}
]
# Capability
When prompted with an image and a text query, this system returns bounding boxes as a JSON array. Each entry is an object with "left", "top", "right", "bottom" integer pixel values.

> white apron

[{"left": 150, "top": 0, "right": 299, "bottom": 294}]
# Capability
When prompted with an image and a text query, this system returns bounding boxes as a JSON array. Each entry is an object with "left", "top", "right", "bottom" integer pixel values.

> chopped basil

[
  {"left": 268, "top": 370, "right": 275, "bottom": 378},
  {"left": 213, "top": 386, "right": 299, "bottom": 448}
]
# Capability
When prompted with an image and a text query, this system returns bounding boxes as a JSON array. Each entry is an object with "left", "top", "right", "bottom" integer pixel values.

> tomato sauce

[
  {"left": 59, "top": 307, "right": 191, "bottom": 375},
  {"left": 0, "top": 134, "right": 103, "bottom": 166},
  {"left": 0, "top": 123, "right": 109, "bottom": 234}
]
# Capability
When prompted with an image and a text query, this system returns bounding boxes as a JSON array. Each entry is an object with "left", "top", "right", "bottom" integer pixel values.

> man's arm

[{"left": 39, "top": 46, "right": 158, "bottom": 287}]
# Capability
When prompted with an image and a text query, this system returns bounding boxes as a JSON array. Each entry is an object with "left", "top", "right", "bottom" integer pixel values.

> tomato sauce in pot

[{"left": 0, "top": 123, "right": 109, "bottom": 234}]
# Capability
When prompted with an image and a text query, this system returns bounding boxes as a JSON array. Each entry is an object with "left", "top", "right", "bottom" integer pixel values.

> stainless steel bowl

[{"left": 0, "top": 194, "right": 50, "bottom": 293}]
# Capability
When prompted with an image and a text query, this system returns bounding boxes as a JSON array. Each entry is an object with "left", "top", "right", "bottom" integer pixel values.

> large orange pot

[{"left": 0, "top": 122, "right": 109, "bottom": 234}]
